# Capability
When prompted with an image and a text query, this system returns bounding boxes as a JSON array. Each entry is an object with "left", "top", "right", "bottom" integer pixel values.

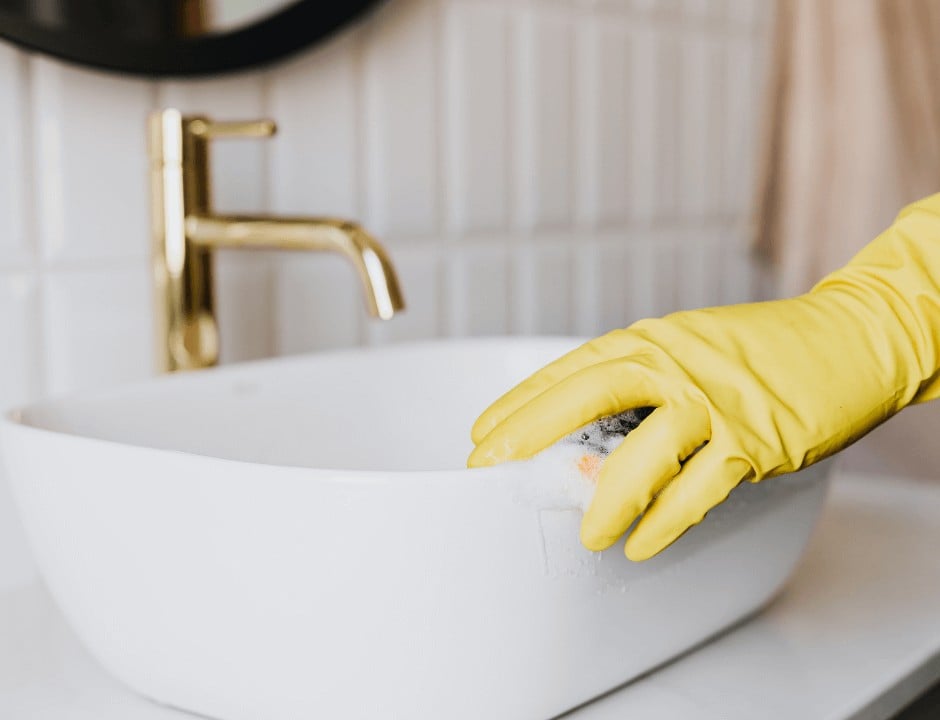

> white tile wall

[
  {"left": 0, "top": 45, "right": 28, "bottom": 269},
  {"left": 274, "top": 252, "right": 365, "bottom": 353},
  {"left": 443, "top": 2, "right": 512, "bottom": 234},
  {"left": 268, "top": 38, "right": 360, "bottom": 218},
  {"left": 42, "top": 265, "right": 153, "bottom": 395},
  {"left": 367, "top": 245, "right": 442, "bottom": 344},
  {"left": 0, "top": 274, "right": 39, "bottom": 408},
  {"left": 447, "top": 243, "right": 512, "bottom": 336},
  {"left": 0, "top": 0, "right": 772, "bottom": 587},
  {"left": 361, "top": 0, "right": 441, "bottom": 239},
  {"left": 512, "top": 242, "right": 573, "bottom": 335},
  {"left": 516, "top": 7, "right": 576, "bottom": 231},
  {"left": 626, "top": 22, "right": 662, "bottom": 223},
  {"left": 582, "top": 20, "right": 631, "bottom": 228},
  {"left": 32, "top": 58, "right": 153, "bottom": 265}
]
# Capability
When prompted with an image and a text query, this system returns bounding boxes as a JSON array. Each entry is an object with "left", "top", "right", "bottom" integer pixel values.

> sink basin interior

[{"left": 18, "top": 338, "right": 581, "bottom": 472}]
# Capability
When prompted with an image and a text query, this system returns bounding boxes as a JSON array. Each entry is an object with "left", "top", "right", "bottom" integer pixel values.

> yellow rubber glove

[{"left": 469, "top": 194, "right": 940, "bottom": 561}]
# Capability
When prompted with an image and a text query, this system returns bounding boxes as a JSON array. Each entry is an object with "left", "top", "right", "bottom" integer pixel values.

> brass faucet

[{"left": 149, "top": 110, "right": 405, "bottom": 372}]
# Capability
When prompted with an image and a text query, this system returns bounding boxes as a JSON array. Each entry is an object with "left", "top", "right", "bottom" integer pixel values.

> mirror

[{"left": 0, "top": 0, "right": 384, "bottom": 77}]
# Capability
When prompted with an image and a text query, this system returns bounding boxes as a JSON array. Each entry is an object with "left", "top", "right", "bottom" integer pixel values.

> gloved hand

[{"left": 468, "top": 194, "right": 940, "bottom": 561}]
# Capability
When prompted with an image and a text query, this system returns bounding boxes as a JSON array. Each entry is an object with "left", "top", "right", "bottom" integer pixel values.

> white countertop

[{"left": 2, "top": 470, "right": 939, "bottom": 719}]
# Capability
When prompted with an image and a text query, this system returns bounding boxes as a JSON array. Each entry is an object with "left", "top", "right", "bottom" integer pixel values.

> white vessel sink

[{"left": 0, "top": 338, "right": 831, "bottom": 720}]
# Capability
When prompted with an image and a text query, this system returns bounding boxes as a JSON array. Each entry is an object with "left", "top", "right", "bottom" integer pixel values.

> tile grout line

[
  {"left": 563, "top": 4, "right": 580, "bottom": 335},
  {"left": 571, "top": 5, "right": 597, "bottom": 335},
  {"left": 430, "top": 0, "right": 447, "bottom": 338},
  {"left": 259, "top": 72, "right": 278, "bottom": 358},
  {"left": 440, "top": 0, "right": 461, "bottom": 338},
  {"left": 507, "top": 1, "right": 532, "bottom": 336},
  {"left": 352, "top": 15, "right": 369, "bottom": 347}
]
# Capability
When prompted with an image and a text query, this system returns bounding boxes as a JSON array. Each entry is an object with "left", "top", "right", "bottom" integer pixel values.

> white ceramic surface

[
  {"left": 7, "top": 472, "right": 940, "bottom": 720},
  {"left": 5, "top": 471, "right": 940, "bottom": 720},
  {"left": 0, "top": 338, "right": 831, "bottom": 720}
]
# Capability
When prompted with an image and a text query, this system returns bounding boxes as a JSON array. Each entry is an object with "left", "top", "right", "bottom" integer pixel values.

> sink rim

[{"left": 1, "top": 336, "right": 587, "bottom": 478}]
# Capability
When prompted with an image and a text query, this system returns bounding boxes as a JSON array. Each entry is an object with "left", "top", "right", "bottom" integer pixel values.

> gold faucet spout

[
  {"left": 185, "top": 215, "right": 405, "bottom": 320},
  {"left": 150, "top": 109, "right": 407, "bottom": 372}
]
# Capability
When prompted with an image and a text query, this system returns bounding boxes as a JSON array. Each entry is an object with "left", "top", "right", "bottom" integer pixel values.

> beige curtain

[{"left": 755, "top": 0, "right": 940, "bottom": 297}]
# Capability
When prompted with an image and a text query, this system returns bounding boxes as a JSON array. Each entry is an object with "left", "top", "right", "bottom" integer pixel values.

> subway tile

[
  {"left": 597, "top": 239, "right": 629, "bottom": 333},
  {"left": 720, "top": 230, "right": 757, "bottom": 305},
  {"left": 724, "top": 0, "right": 764, "bottom": 28},
  {"left": 702, "top": 232, "right": 728, "bottom": 308},
  {"left": 585, "top": 21, "right": 631, "bottom": 227},
  {"left": 514, "top": 7, "right": 575, "bottom": 230},
  {"left": 751, "top": 0, "right": 776, "bottom": 29},
  {"left": 367, "top": 246, "right": 441, "bottom": 344},
  {"left": 653, "top": 33, "right": 680, "bottom": 219},
  {"left": 42, "top": 264, "right": 154, "bottom": 395},
  {"left": 750, "top": 22, "right": 773, "bottom": 94},
  {"left": 704, "top": 35, "right": 728, "bottom": 215},
  {"left": 675, "top": 228, "right": 723, "bottom": 310},
  {"left": 585, "top": 18, "right": 676, "bottom": 227},
  {"left": 676, "top": 0, "right": 726, "bottom": 22},
  {"left": 625, "top": 237, "right": 659, "bottom": 322},
  {"left": 447, "top": 244, "right": 510, "bottom": 336},
  {"left": 0, "top": 45, "right": 29, "bottom": 268},
  {"left": 572, "top": 241, "right": 600, "bottom": 336},
  {"left": 572, "top": 16, "right": 597, "bottom": 230},
  {"left": 676, "top": 33, "right": 721, "bottom": 217},
  {"left": 722, "top": 37, "right": 758, "bottom": 216},
  {"left": 361, "top": 0, "right": 439, "bottom": 239},
  {"left": 0, "top": 273, "right": 39, "bottom": 411},
  {"left": 31, "top": 58, "right": 153, "bottom": 264},
  {"left": 443, "top": 2, "right": 512, "bottom": 233},
  {"left": 273, "top": 253, "right": 363, "bottom": 354},
  {"left": 157, "top": 74, "right": 268, "bottom": 214},
  {"left": 594, "top": 232, "right": 667, "bottom": 330},
  {"left": 587, "top": 236, "right": 645, "bottom": 335},
  {"left": 630, "top": 0, "right": 680, "bottom": 19},
  {"left": 214, "top": 251, "right": 274, "bottom": 364},
  {"left": 652, "top": 231, "right": 681, "bottom": 315},
  {"left": 594, "top": 237, "right": 631, "bottom": 332},
  {"left": 268, "top": 32, "right": 360, "bottom": 218},
  {"left": 709, "top": 230, "right": 736, "bottom": 306},
  {"left": 512, "top": 243, "right": 573, "bottom": 334},
  {"left": 627, "top": 23, "right": 661, "bottom": 223}
]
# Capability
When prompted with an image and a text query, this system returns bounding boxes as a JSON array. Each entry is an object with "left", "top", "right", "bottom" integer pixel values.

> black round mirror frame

[{"left": 0, "top": 1, "right": 385, "bottom": 77}]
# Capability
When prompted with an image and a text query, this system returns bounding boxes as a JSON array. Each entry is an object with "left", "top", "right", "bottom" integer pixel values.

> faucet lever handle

[{"left": 188, "top": 118, "right": 277, "bottom": 140}]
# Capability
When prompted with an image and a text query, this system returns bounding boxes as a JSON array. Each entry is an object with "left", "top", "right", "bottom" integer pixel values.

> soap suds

[
  {"left": 508, "top": 408, "right": 655, "bottom": 580},
  {"left": 517, "top": 407, "right": 654, "bottom": 512}
]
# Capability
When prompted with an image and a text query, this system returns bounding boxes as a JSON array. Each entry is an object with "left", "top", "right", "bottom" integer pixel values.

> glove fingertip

[
  {"left": 624, "top": 528, "right": 672, "bottom": 562},
  {"left": 470, "top": 415, "right": 493, "bottom": 445},
  {"left": 579, "top": 516, "right": 618, "bottom": 553},
  {"left": 466, "top": 443, "right": 496, "bottom": 468}
]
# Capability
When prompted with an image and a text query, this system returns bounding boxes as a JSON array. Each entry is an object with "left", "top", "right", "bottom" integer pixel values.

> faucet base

[{"left": 150, "top": 110, "right": 222, "bottom": 372}]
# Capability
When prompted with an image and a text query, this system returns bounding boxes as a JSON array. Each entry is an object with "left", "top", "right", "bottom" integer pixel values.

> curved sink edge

[
  {"left": 6, "top": 335, "right": 588, "bottom": 426},
  {"left": 0, "top": 418, "right": 517, "bottom": 485},
  {"left": 1, "top": 336, "right": 589, "bottom": 479}
]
